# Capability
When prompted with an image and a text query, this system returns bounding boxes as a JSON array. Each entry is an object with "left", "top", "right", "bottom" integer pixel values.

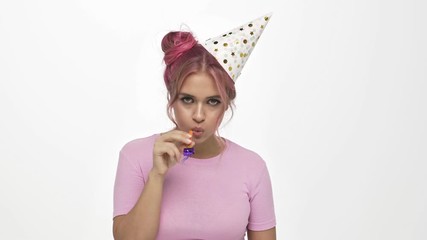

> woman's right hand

[{"left": 152, "top": 129, "right": 195, "bottom": 176}]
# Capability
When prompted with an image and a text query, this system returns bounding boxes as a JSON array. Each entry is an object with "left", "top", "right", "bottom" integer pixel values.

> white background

[{"left": 1, "top": 0, "right": 426, "bottom": 239}]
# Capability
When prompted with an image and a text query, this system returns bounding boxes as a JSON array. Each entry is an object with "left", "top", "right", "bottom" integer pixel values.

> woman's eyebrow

[
  {"left": 179, "top": 93, "right": 221, "bottom": 99},
  {"left": 179, "top": 93, "right": 194, "bottom": 97}
]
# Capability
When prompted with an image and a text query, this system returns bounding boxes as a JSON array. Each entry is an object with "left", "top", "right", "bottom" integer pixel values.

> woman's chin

[{"left": 192, "top": 137, "right": 204, "bottom": 145}]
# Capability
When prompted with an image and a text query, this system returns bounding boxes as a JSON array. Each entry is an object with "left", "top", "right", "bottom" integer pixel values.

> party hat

[{"left": 203, "top": 13, "right": 272, "bottom": 82}]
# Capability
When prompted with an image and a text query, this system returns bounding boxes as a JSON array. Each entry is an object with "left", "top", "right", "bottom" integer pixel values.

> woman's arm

[
  {"left": 113, "top": 170, "right": 164, "bottom": 240},
  {"left": 247, "top": 227, "right": 276, "bottom": 240},
  {"left": 112, "top": 130, "right": 193, "bottom": 240}
]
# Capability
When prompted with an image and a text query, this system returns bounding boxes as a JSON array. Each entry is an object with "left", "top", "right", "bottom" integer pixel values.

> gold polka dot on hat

[{"left": 203, "top": 13, "right": 272, "bottom": 82}]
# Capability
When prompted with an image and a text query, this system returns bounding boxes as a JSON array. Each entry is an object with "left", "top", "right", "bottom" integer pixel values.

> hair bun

[{"left": 161, "top": 31, "right": 197, "bottom": 65}]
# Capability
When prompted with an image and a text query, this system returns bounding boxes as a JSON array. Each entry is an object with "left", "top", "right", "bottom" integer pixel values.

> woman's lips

[{"left": 192, "top": 128, "right": 204, "bottom": 138}]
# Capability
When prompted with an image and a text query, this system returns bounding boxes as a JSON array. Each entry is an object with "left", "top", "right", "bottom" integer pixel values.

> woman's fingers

[
  {"left": 153, "top": 129, "right": 195, "bottom": 175},
  {"left": 154, "top": 142, "right": 181, "bottom": 166},
  {"left": 179, "top": 141, "right": 195, "bottom": 152},
  {"left": 169, "top": 142, "right": 182, "bottom": 163},
  {"left": 160, "top": 130, "right": 192, "bottom": 147},
  {"left": 156, "top": 142, "right": 180, "bottom": 162}
]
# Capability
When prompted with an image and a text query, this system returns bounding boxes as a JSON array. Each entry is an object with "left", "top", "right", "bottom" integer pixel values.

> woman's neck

[{"left": 192, "top": 135, "right": 225, "bottom": 159}]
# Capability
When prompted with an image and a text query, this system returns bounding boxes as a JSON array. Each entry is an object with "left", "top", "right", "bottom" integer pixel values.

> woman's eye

[
  {"left": 208, "top": 99, "right": 221, "bottom": 106},
  {"left": 181, "top": 97, "right": 193, "bottom": 104}
]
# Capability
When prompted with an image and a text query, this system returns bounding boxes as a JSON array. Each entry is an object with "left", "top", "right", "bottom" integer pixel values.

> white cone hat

[{"left": 202, "top": 13, "right": 272, "bottom": 82}]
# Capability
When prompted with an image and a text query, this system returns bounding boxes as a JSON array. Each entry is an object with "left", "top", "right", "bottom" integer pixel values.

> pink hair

[{"left": 161, "top": 31, "right": 236, "bottom": 132}]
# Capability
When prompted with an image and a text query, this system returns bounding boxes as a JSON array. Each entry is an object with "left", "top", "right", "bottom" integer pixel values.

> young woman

[{"left": 113, "top": 14, "right": 276, "bottom": 240}]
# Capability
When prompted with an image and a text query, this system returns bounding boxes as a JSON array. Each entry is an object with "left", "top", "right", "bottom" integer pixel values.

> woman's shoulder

[
  {"left": 226, "top": 138, "right": 267, "bottom": 168},
  {"left": 116, "top": 134, "right": 160, "bottom": 176},
  {"left": 120, "top": 133, "right": 160, "bottom": 155}
]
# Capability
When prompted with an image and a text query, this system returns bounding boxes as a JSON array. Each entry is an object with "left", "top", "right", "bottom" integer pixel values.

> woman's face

[{"left": 173, "top": 71, "right": 225, "bottom": 145}]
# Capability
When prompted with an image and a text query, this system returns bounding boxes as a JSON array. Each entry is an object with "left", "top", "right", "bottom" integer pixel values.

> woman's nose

[{"left": 192, "top": 103, "right": 205, "bottom": 123}]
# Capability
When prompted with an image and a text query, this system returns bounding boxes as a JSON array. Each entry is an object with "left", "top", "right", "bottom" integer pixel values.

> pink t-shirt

[{"left": 113, "top": 133, "right": 276, "bottom": 240}]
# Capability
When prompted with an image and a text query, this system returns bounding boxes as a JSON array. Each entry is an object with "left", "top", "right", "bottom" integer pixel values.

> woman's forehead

[{"left": 180, "top": 72, "right": 220, "bottom": 97}]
